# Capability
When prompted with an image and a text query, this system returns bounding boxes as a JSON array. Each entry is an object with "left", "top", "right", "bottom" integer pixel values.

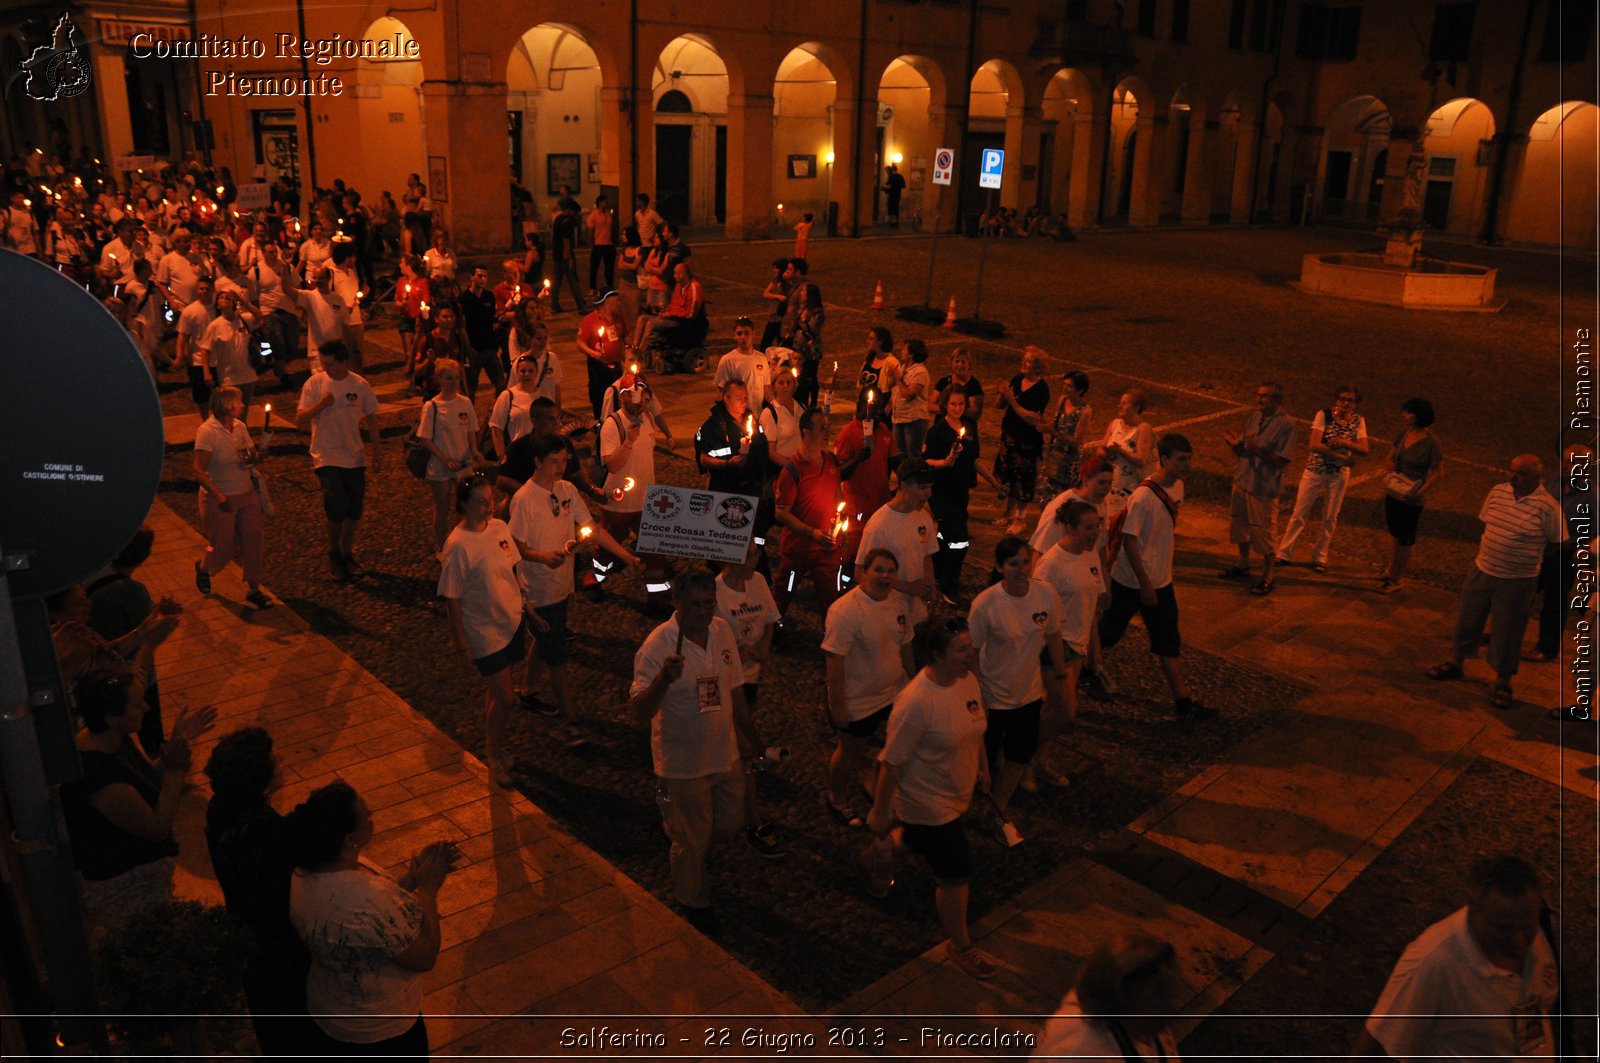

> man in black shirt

[
  {"left": 457, "top": 266, "right": 502, "bottom": 398},
  {"left": 549, "top": 205, "right": 582, "bottom": 312}
]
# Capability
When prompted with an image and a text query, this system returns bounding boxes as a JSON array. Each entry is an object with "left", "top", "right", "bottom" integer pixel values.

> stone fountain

[{"left": 1297, "top": 144, "right": 1504, "bottom": 311}]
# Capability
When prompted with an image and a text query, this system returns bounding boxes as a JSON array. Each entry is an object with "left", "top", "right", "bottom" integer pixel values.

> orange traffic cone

[
  {"left": 871, "top": 279, "right": 886, "bottom": 310},
  {"left": 941, "top": 294, "right": 958, "bottom": 328}
]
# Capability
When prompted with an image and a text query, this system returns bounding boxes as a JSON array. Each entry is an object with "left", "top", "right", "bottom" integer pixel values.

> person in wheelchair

[{"left": 630, "top": 260, "right": 705, "bottom": 356}]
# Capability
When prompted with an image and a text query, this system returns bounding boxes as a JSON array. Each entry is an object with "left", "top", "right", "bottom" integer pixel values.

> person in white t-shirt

[
  {"left": 629, "top": 570, "right": 756, "bottom": 921},
  {"left": 508, "top": 435, "right": 637, "bottom": 748},
  {"left": 437, "top": 476, "right": 530, "bottom": 788},
  {"left": 867, "top": 619, "right": 996, "bottom": 980},
  {"left": 197, "top": 290, "right": 256, "bottom": 410},
  {"left": 715, "top": 540, "right": 785, "bottom": 861},
  {"left": 597, "top": 373, "right": 671, "bottom": 610},
  {"left": 890, "top": 338, "right": 933, "bottom": 461},
  {"left": 968, "top": 537, "right": 1065, "bottom": 828},
  {"left": 176, "top": 276, "right": 217, "bottom": 413},
  {"left": 328, "top": 251, "right": 366, "bottom": 371},
  {"left": 286, "top": 266, "right": 347, "bottom": 374},
  {"left": 855, "top": 458, "right": 939, "bottom": 631},
  {"left": 712, "top": 317, "right": 771, "bottom": 411},
  {"left": 153, "top": 231, "right": 203, "bottom": 310},
  {"left": 821, "top": 549, "right": 915, "bottom": 827},
  {"left": 1029, "top": 454, "right": 1119, "bottom": 701},
  {"left": 294, "top": 342, "right": 381, "bottom": 582},
  {"left": 1100, "top": 433, "right": 1215, "bottom": 723},
  {"left": 1031, "top": 499, "right": 1104, "bottom": 788},
  {"left": 191, "top": 386, "right": 271, "bottom": 609},
  {"left": 759, "top": 354, "right": 804, "bottom": 463},
  {"left": 287, "top": 781, "right": 459, "bottom": 1055},
  {"left": 417, "top": 359, "right": 483, "bottom": 551},
  {"left": 1034, "top": 934, "right": 1185, "bottom": 1058},
  {"left": 1356, "top": 855, "right": 1558, "bottom": 1061}
]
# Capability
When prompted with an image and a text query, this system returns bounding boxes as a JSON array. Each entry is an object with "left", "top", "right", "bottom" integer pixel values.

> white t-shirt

[
  {"left": 510, "top": 342, "right": 564, "bottom": 407},
  {"left": 298, "top": 237, "right": 334, "bottom": 274},
  {"left": 1031, "top": 488, "right": 1108, "bottom": 559},
  {"left": 154, "top": 250, "right": 200, "bottom": 304},
  {"left": 714, "top": 350, "right": 770, "bottom": 410},
  {"left": 199, "top": 315, "right": 256, "bottom": 386},
  {"left": 820, "top": 587, "right": 913, "bottom": 722},
  {"left": 418, "top": 394, "right": 479, "bottom": 481},
  {"left": 294, "top": 287, "right": 346, "bottom": 368},
  {"left": 881, "top": 670, "right": 986, "bottom": 826},
  {"left": 1111, "top": 480, "right": 1182, "bottom": 590},
  {"left": 856, "top": 503, "right": 939, "bottom": 628},
  {"left": 1366, "top": 906, "right": 1557, "bottom": 1061},
  {"left": 891, "top": 361, "right": 932, "bottom": 423},
  {"left": 506, "top": 478, "right": 593, "bottom": 607},
  {"left": 599, "top": 411, "right": 655, "bottom": 514},
  {"left": 715, "top": 572, "right": 781, "bottom": 684},
  {"left": 177, "top": 300, "right": 214, "bottom": 367},
  {"left": 1104, "top": 418, "right": 1149, "bottom": 497},
  {"left": 1035, "top": 992, "right": 1182, "bottom": 1061},
  {"left": 490, "top": 387, "right": 536, "bottom": 446},
  {"left": 249, "top": 259, "right": 293, "bottom": 313},
  {"left": 630, "top": 616, "right": 745, "bottom": 779},
  {"left": 289, "top": 860, "right": 425, "bottom": 1044},
  {"left": 1035, "top": 547, "right": 1103, "bottom": 656},
  {"left": 297, "top": 371, "right": 379, "bottom": 469},
  {"left": 436, "top": 519, "right": 525, "bottom": 658},
  {"left": 968, "top": 579, "right": 1062, "bottom": 709},
  {"left": 759, "top": 400, "right": 803, "bottom": 463},
  {"left": 329, "top": 264, "right": 364, "bottom": 327},
  {"left": 194, "top": 417, "right": 255, "bottom": 495}
]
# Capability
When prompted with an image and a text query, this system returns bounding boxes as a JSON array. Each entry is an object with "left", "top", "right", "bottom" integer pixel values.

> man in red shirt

[
  {"left": 834, "top": 390, "right": 898, "bottom": 587},
  {"left": 577, "top": 290, "right": 628, "bottom": 418},
  {"left": 773, "top": 408, "right": 846, "bottom": 619}
]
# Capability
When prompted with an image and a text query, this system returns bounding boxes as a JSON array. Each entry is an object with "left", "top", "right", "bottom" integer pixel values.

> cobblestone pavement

[{"left": 151, "top": 225, "right": 1596, "bottom": 1027}]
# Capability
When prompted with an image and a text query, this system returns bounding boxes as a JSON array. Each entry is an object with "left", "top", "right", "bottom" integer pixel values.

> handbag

[
  {"left": 404, "top": 401, "right": 436, "bottom": 479},
  {"left": 1383, "top": 471, "right": 1419, "bottom": 500}
]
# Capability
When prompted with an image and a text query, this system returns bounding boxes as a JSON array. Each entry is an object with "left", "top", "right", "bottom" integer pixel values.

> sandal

[
  {"left": 828, "top": 799, "right": 864, "bottom": 828},
  {"left": 1250, "top": 578, "right": 1275, "bottom": 596},
  {"left": 1491, "top": 684, "right": 1514, "bottom": 710},
  {"left": 1218, "top": 565, "right": 1250, "bottom": 580},
  {"left": 1378, "top": 578, "right": 1403, "bottom": 594},
  {"left": 1312, "top": 562, "right": 1329, "bottom": 574},
  {"left": 1428, "top": 662, "right": 1464, "bottom": 681}
]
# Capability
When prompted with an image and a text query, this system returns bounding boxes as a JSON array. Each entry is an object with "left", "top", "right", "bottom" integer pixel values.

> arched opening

[
  {"left": 1317, "top": 95, "right": 1390, "bottom": 225},
  {"left": 876, "top": 56, "right": 937, "bottom": 229},
  {"left": 1214, "top": 90, "right": 1247, "bottom": 222},
  {"left": 1167, "top": 84, "right": 1206, "bottom": 222},
  {"left": 773, "top": 44, "right": 839, "bottom": 232},
  {"left": 356, "top": 18, "right": 425, "bottom": 206},
  {"left": 963, "top": 59, "right": 1022, "bottom": 218},
  {"left": 1041, "top": 68, "right": 1091, "bottom": 221},
  {"left": 652, "top": 35, "right": 728, "bottom": 227},
  {"left": 1105, "top": 78, "right": 1147, "bottom": 220},
  {"left": 1507, "top": 101, "right": 1597, "bottom": 247},
  {"left": 506, "top": 23, "right": 603, "bottom": 234},
  {"left": 1417, "top": 98, "right": 1496, "bottom": 234}
]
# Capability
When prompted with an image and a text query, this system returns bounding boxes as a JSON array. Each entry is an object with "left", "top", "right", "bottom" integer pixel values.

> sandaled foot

[
  {"left": 1428, "top": 662, "right": 1464, "bottom": 681},
  {"left": 1312, "top": 561, "right": 1329, "bottom": 574},
  {"left": 1491, "top": 684, "right": 1514, "bottom": 709},
  {"left": 1250, "top": 578, "right": 1275, "bottom": 596}
]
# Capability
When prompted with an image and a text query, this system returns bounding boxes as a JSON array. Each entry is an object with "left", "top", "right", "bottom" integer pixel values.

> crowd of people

[{"left": 11, "top": 146, "right": 1587, "bottom": 1058}]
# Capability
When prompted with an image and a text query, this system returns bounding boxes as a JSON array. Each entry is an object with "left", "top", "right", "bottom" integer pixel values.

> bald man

[{"left": 1429, "top": 455, "right": 1566, "bottom": 708}]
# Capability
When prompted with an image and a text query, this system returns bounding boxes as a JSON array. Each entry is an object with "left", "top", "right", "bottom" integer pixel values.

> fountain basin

[{"left": 1295, "top": 252, "right": 1504, "bottom": 311}]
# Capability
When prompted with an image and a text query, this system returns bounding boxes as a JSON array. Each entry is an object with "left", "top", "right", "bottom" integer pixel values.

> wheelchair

[{"left": 643, "top": 306, "right": 710, "bottom": 375}]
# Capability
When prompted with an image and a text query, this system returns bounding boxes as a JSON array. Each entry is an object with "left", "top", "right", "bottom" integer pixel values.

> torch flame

[{"left": 744, "top": 414, "right": 755, "bottom": 438}]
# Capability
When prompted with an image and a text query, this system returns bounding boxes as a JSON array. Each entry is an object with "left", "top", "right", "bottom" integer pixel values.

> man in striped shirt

[{"left": 1430, "top": 455, "right": 1565, "bottom": 708}]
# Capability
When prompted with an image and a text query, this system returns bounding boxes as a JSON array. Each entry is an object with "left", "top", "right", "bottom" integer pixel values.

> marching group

[{"left": 10, "top": 149, "right": 1586, "bottom": 1059}]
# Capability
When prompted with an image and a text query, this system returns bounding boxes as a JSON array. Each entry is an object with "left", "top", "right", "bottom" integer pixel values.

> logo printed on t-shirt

[
  {"left": 965, "top": 700, "right": 981, "bottom": 718},
  {"left": 896, "top": 613, "right": 906, "bottom": 630},
  {"left": 344, "top": 391, "right": 359, "bottom": 405},
  {"left": 1031, "top": 611, "right": 1049, "bottom": 627},
  {"left": 722, "top": 649, "right": 734, "bottom": 665}
]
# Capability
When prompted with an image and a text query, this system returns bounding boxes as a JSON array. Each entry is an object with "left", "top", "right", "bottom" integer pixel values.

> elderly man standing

[
  {"left": 1355, "top": 855, "right": 1559, "bottom": 1059},
  {"left": 1219, "top": 381, "right": 1295, "bottom": 595},
  {"left": 629, "top": 569, "right": 756, "bottom": 931},
  {"left": 1429, "top": 454, "right": 1566, "bottom": 709}
]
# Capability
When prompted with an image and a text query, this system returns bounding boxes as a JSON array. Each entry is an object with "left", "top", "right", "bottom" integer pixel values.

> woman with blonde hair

[
  {"left": 416, "top": 359, "right": 483, "bottom": 552},
  {"left": 193, "top": 385, "right": 271, "bottom": 608}
]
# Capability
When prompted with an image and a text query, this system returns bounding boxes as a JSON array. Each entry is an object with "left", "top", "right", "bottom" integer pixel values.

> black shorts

[
  {"left": 474, "top": 618, "right": 528, "bottom": 677},
  {"left": 901, "top": 819, "right": 971, "bottom": 883},
  {"left": 315, "top": 466, "right": 367, "bottom": 522},
  {"left": 1384, "top": 495, "right": 1424, "bottom": 547},
  {"left": 1099, "top": 580, "right": 1181, "bottom": 658},
  {"left": 187, "top": 364, "right": 211, "bottom": 406},
  {"left": 531, "top": 600, "right": 569, "bottom": 665},
  {"left": 984, "top": 699, "right": 1042, "bottom": 764},
  {"left": 840, "top": 704, "right": 891, "bottom": 739}
]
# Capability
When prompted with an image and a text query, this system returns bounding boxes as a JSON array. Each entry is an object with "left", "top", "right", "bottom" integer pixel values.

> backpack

[{"left": 1105, "top": 479, "right": 1179, "bottom": 568}]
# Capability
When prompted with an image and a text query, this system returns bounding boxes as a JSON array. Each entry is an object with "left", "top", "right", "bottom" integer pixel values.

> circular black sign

[{"left": 0, "top": 251, "right": 164, "bottom": 600}]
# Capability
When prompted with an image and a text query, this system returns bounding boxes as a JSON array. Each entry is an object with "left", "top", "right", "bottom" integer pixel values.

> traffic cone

[
  {"left": 941, "top": 294, "right": 958, "bottom": 328},
  {"left": 871, "top": 279, "right": 886, "bottom": 310}
]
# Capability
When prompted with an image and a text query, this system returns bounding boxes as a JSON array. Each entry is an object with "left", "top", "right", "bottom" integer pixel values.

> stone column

[
  {"left": 1005, "top": 104, "right": 1043, "bottom": 210},
  {"left": 830, "top": 96, "right": 864, "bottom": 235},
  {"left": 1229, "top": 123, "right": 1256, "bottom": 223},
  {"left": 1126, "top": 115, "right": 1164, "bottom": 227},
  {"left": 927, "top": 104, "right": 965, "bottom": 233},
  {"left": 1180, "top": 119, "right": 1214, "bottom": 225},
  {"left": 89, "top": 41, "right": 134, "bottom": 160},
  {"left": 420, "top": 80, "right": 508, "bottom": 254},
  {"left": 1069, "top": 106, "right": 1105, "bottom": 229},
  {"left": 724, "top": 93, "right": 775, "bottom": 239},
  {"left": 599, "top": 86, "right": 632, "bottom": 205}
]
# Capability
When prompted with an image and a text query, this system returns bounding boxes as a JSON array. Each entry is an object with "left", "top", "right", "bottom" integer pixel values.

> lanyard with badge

[{"left": 676, "top": 625, "right": 721, "bottom": 713}]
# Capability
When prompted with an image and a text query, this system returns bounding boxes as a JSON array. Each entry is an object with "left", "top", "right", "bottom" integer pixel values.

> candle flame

[
  {"left": 958, "top": 425, "right": 966, "bottom": 439},
  {"left": 791, "top": 366, "right": 799, "bottom": 378},
  {"left": 264, "top": 403, "right": 272, "bottom": 413},
  {"left": 579, "top": 525, "right": 593, "bottom": 539},
  {"left": 744, "top": 414, "right": 755, "bottom": 437},
  {"left": 629, "top": 362, "right": 639, "bottom": 375},
  {"left": 867, "top": 389, "right": 875, "bottom": 404},
  {"left": 836, "top": 501, "right": 846, "bottom": 513},
  {"left": 543, "top": 279, "right": 551, "bottom": 289},
  {"left": 623, "top": 477, "right": 636, "bottom": 491}
]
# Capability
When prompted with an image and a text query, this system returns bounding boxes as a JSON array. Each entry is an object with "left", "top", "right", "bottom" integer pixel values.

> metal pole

[
  {"left": 0, "top": 548, "right": 105, "bottom": 1050},
  {"left": 972, "top": 188, "right": 993, "bottom": 319},
  {"left": 921, "top": 186, "right": 942, "bottom": 308},
  {"left": 294, "top": 0, "right": 318, "bottom": 200}
]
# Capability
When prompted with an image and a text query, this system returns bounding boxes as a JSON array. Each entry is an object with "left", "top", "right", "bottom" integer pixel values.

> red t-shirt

[
  {"left": 834, "top": 420, "right": 897, "bottom": 527},
  {"left": 578, "top": 310, "right": 626, "bottom": 365},
  {"left": 493, "top": 281, "right": 536, "bottom": 315},
  {"left": 774, "top": 452, "right": 843, "bottom": 560},
  {"left": 396, "top": 275, "right": 430, "bottom": 321}
]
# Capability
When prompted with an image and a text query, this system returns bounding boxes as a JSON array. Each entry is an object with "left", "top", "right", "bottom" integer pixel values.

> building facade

[{"left": 5, "top": 0, "right": 1595, "bottom": 252}]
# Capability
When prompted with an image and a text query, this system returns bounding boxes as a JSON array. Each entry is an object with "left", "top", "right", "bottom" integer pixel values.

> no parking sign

[{"left": 932, "top": 147, "right": 953, "bottom": 186}]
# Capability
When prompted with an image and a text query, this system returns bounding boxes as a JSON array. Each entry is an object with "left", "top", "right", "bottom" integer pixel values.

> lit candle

[
  {"left": 262, "top": 403, "right": 272, "bottom": 433},
  {"left": 958, "top": 425, "right": 966, "bottom": 440},
  {"left": 629, "top": 361, "right": 639, "bottom": 375},
  {"left": 419, "top": 300, "right": 430, "bottom": 316},
  {"left": 543, "top": 279, "right": 551, "bottom": 291},
  {"left": 623, "top": 477, "right": 636, "bottom": 492},
  {"left": 403, "top": 281, "right": 412, "bottom": 296},
  {"left": 791, "top": 366, "right": 799, "bottom": 378},
  {"left": 743, "top": 414, "right": 755, "bottom": 440},
  {"left": 216, "top": 185, "right": 225, "bottom": 196},
  {"left": 610, "top": 477, "right": 637, "bottom": 503},
  {"left": 565, "top": 525, "right": 595, "bottom": 554},
  {"left": 864, "top": 390, "right": 875, "bottom": 435}
]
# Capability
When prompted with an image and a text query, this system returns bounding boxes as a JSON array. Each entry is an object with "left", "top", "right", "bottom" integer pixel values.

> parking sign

[
  {"left": 979, "top": 148, "right": 1004, "bottom": 190},
  {"left": 932, "top": 148, "right": 954, "bottom": 186}
]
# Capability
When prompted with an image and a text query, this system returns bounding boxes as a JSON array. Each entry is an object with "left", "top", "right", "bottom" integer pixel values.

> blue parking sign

[{"left": 979, "top": 148, "right": 1004, "bottom": 190}]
